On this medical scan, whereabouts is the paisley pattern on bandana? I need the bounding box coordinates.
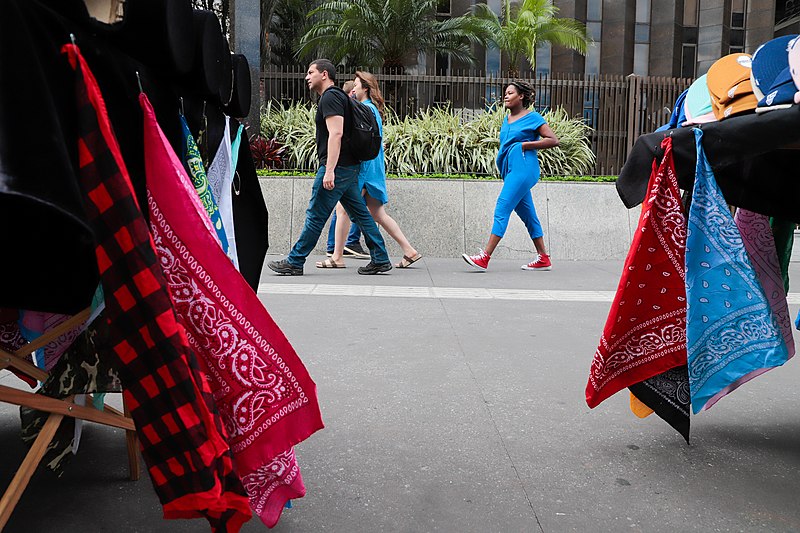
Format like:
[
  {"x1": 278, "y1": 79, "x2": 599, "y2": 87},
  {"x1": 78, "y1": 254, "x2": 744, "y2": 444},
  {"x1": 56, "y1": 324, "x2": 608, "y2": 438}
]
[
  {"x1": 143, "y1": 94, "x2": 323, "y2": 528},
  {"x1": 587, "y1": 136, "x2": 688, "y2": 408},
  {"x1": 685, "y1": 128, "x2": 789, "y2": 413}
]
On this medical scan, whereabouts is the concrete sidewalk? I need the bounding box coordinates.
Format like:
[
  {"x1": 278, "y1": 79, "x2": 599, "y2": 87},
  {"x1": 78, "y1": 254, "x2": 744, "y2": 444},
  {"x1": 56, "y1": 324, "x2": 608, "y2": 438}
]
[{"x1": 2, "y1": 258, "x2": 799, "y2": 532}]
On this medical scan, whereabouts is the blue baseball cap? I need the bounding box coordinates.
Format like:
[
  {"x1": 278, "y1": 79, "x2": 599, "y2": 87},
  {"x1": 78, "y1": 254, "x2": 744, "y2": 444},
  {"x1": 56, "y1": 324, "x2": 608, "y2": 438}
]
[
  {"x1": 756, "y1": 65, "x2": 797, "y2": 112},
  {"x1": 751, "y1": 35, "x2": 797, "y2": 101}
]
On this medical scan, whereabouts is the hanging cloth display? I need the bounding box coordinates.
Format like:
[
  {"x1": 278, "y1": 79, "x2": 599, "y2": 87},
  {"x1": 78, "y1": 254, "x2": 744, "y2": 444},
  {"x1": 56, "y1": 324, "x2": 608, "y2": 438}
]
[
  {"x1": 206, "y1": 115, "x2": 240, "y2": 269},
  {"x1": 628, "y1": 366, "x2": 692, "y2": 443},
  {"x1": 230, "y1": 122, "x2": 244, "y2": 176},
  {"x1": 180, "y1": 114, "x2": 230, "y2": 252},
  {"x1": 587, "y1": 136, "x2": 688, "y2": 408},
  {"x1": 141, "y1": 93, "x2": 324, "y2": 527},
  {"x1": 63, "y1": 43, "x2": 251, "y2": 531},
  {"x1": 685, "y1": 128, "x2": 789, "y2": 413},
  {"x1": 693, "y1": 208, "x2": 800, "y2": 409}
]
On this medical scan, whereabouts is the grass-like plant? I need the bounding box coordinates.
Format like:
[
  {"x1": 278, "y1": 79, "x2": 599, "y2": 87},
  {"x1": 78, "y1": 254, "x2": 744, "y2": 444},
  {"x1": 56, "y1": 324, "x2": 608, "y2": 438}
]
[{"x1": 260, "y1": 100, "x2": 596, "y2": 176}]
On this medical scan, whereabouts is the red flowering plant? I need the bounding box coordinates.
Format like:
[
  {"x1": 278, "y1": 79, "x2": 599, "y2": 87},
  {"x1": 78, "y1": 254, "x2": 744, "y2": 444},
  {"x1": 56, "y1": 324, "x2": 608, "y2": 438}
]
[{"x1": 249, "y1": 135, "x2": 286, "y2": 169}]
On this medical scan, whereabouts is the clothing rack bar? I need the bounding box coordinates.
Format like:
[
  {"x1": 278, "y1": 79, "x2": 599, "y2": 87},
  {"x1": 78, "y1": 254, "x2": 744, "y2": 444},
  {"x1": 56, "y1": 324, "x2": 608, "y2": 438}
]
[{"x1": 0, "y1": 385, "x2": 134, "y2": 431}]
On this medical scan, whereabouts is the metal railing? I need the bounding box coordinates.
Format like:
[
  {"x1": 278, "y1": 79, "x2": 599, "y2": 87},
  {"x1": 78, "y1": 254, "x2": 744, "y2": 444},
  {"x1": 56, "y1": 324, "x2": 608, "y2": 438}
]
[{"x1": 261, "y1": 67, "x2": 692, "y2": 175}]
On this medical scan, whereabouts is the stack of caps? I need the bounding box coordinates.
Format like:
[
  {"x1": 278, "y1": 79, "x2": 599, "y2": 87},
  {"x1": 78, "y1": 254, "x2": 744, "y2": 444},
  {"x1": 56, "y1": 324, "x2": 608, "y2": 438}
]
[
  {"x1": 706, "y1": 53, "x2": 758, "y2": 120},
  {"x1": 751, "y1": 35, "x2": 799, "y2": 113},
  {"x1": 681, "y1": 74, "x2": 716, "y2": 126}
]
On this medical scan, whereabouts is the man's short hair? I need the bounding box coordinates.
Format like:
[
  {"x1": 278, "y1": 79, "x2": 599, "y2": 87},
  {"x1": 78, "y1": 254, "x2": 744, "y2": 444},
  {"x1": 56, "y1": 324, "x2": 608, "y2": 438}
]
[{"x1": 310, "y1": 59, "x2": 337, "y2": 82}]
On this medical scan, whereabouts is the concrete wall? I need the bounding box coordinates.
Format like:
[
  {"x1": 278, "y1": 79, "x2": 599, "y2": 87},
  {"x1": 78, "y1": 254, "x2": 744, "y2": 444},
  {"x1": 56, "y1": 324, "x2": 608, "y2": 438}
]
[{"x1": 260, "y1": 177, "x2": 640, "y2": 260}]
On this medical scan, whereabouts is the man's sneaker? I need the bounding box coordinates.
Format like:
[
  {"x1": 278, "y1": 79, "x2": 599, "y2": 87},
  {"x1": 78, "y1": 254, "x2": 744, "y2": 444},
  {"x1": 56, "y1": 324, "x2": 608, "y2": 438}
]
[
  {"x1": 522, "y1": 253, "x2": 552, "y2": 271},
  {"x1": 462, "y1": 250, "x2": 490, "y2": 271},
  {"x1": 268, "y1": 259, "x2": 303, "y2": 276},
  {"x1": 343, "y1": 242, "x2": 370, "y2": 259},
  {"x1": 357, "y1": 261, "x2": 392, "y2": 275},
  {"x1": 326, "y1": 250, "x2": 334, "y2": 257}
]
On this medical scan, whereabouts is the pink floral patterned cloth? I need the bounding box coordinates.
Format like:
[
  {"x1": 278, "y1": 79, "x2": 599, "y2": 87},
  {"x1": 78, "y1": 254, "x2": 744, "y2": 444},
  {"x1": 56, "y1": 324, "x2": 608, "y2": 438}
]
[{"x1": 141, "y1": 94, "x2": 324, "y2": 527}]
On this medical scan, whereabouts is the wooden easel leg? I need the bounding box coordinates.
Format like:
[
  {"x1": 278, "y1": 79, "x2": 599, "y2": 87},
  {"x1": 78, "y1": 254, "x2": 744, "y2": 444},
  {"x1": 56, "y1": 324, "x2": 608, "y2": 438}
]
[
  {"x1": 0, "y1": 412, "x2": 64, "y2": 530},
  {"x1": 122, "y1": 395, "x2": 139, "y2": 481}
]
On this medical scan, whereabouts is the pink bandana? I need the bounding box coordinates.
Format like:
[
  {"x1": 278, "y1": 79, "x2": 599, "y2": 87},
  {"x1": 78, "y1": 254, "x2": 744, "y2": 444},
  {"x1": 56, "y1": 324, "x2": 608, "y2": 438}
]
[{"x1": 141, "y1": 94, "x2": 324, "y2": 527}]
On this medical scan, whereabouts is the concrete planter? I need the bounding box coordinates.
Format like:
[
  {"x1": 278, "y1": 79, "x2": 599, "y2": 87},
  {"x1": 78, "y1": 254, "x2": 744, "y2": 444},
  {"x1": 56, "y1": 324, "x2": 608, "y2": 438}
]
[{"x1": 259, "y1": 176, "x2": 639, "y2": 260}]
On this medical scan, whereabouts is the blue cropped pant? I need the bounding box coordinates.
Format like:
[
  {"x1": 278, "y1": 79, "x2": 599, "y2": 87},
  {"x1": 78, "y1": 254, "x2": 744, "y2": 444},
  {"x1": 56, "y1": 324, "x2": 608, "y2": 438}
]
[{"x1": 492, "y1": 145, "x2": 543, "y2": 240}]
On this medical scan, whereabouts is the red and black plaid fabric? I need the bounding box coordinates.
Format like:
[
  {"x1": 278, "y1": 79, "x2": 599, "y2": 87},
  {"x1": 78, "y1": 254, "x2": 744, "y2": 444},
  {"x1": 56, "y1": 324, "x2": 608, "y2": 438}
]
[{"x1": 62, "y1": 44, "x2": 251, "y2": 530}]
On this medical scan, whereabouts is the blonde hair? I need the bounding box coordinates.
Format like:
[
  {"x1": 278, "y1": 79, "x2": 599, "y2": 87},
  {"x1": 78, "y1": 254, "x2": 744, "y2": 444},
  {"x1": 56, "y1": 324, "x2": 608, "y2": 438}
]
[
  {"x1": 355, "y1": 70, "x2": 385, "y2": 118},
  {"x1": 342, "y1": 80, "x2": 355, "y2": 94}
]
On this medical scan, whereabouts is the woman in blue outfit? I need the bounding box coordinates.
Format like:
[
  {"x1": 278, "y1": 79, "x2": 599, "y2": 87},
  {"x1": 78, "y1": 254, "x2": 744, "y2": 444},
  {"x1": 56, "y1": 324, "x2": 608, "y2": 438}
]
[
  {"x1": 317, "y1": 71, "x2": 422, "y2": 269},
  {"x1": 462, "y1": 80, "x2": 559, "y2": 272}
]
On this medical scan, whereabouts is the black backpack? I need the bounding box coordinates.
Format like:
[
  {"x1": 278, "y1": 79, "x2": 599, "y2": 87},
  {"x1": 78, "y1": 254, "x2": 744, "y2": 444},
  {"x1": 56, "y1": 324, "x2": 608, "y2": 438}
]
[{"x1": 333, "y1": 87, "x2": 382, "y2": 162}]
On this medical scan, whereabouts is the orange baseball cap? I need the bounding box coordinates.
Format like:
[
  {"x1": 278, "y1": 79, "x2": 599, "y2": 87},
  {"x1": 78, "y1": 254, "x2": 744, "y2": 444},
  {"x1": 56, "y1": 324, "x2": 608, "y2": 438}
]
[{"x1": 707, "y1": 53, "x2": 758, "y2": 119}]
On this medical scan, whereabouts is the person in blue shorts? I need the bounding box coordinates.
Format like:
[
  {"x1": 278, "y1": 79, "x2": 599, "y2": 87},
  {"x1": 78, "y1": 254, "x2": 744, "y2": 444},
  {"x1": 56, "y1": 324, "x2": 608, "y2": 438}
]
[{"x1": 462, "y1": 80, "x2": 559, "y2": 272}]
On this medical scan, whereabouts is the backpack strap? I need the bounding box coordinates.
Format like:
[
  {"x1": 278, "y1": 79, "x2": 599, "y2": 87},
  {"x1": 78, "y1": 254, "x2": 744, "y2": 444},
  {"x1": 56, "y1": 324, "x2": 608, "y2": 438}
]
[{"x1": 329, "y1": 85, "x2": 353, "y2": 137}]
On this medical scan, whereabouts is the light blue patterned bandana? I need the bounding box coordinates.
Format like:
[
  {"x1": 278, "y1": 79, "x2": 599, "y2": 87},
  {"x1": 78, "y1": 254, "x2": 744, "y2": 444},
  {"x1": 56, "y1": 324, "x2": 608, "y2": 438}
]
[{"x1": 685, "y1": 128, "x2": 788, "y2": 413}]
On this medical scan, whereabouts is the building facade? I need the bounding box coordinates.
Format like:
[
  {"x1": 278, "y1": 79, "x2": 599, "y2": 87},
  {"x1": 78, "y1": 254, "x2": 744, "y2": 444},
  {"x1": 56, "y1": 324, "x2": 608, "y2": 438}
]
[{"x1": 435, "y1": 0, "x2": 782, "y2": 78}]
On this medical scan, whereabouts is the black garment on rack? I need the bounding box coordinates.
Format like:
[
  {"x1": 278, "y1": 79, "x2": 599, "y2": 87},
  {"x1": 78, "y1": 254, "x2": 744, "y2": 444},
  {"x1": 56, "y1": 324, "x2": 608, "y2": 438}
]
[
  {"x1": 1, "y1": 0, "x2": 269, "y2": 310},
  {"x1": 617, "y1": 105, "x2": 800, "y2": 223}
]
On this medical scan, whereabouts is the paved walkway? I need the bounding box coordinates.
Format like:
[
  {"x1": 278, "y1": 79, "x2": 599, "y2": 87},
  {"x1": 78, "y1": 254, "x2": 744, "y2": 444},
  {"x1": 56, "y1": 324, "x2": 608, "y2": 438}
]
[{"x1": 2, "y1": 257, "x2": 799, "y2": 532}]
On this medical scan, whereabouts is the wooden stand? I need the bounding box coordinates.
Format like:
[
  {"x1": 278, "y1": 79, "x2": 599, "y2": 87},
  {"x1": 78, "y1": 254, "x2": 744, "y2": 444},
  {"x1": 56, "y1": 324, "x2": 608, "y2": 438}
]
[{"x1": 0, "y1": 308, "x2": 139, "y2": 530}]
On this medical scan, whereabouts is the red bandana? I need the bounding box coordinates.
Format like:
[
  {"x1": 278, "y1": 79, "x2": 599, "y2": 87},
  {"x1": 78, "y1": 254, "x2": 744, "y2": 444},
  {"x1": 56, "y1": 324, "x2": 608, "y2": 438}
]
[{"x1": 587, "y1": 137, "x2": 688, "y2": 408}]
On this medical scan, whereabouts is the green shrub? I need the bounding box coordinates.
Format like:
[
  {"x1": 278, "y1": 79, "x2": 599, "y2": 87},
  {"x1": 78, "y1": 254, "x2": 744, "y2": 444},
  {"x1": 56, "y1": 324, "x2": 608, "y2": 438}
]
[
  {"x1": 257, "y1": 168, "x2": 617, "y2": 182},
  {"x1": 261, "y1": 101, "x2": 596, "y2": 176}
]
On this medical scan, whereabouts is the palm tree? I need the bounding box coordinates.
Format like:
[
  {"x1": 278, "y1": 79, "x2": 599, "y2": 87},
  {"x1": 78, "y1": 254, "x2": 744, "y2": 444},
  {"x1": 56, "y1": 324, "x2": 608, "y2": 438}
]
[
  {"x1": 268, "y1": 0, "x2": 317, "y2": 67},
  {"x1": 298, "y1": 0, "x2": 485, "y2": 73},
  {"x1": 473, "y1": 0, "x2": 590, "y2": 76}
]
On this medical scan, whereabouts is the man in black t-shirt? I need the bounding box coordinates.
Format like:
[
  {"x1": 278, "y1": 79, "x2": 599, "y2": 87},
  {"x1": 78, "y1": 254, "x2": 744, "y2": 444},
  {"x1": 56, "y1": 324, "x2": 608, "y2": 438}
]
[{"x1": 268, "y1": 59, "x2": 391, "y2": 276}]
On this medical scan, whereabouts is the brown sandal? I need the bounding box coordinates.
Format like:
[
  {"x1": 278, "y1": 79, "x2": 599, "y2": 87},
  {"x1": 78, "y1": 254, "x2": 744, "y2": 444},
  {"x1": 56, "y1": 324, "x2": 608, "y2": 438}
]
[
  {"x1": 396, "y1": 253, "x2": 422, "y2": 268},
  {"x1": 316, "y1": 258, "x2": 346, "y2": 268}
]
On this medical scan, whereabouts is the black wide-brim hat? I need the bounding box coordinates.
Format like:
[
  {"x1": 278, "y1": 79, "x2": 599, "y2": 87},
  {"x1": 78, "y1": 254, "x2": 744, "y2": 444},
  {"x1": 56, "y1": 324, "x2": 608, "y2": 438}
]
[
  {"x1": 224, "y1": 53, "x2": 251, "y2": 118},
  {"x1": 111, "y1": 0, "x2": 195, "y2": 75},
  {"x1": 189, "y1": 9, "x2": 233, "y2": 105}
]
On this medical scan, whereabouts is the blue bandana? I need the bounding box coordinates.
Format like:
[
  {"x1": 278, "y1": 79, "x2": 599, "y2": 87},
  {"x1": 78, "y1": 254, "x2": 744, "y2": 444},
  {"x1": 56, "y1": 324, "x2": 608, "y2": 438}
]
[{"x1": 685, "y1": 128, "x2": 789, "y2": 413}]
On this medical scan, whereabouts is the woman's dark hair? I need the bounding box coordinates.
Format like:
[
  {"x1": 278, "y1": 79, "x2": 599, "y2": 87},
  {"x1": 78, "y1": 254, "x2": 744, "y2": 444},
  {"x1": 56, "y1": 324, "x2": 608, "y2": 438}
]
[{"x1": 503, "y1": 80, "x2": 535, "y2": 108}]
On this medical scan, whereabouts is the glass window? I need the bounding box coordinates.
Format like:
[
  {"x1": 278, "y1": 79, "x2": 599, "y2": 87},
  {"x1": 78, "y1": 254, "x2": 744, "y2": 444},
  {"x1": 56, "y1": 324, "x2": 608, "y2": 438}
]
[
  {"x1": 681, "y1": 44, "x2": 696, "y2": 78},
  {"x1": 730, "y1": 29, "x2": 744, "y2": 47},
  {"x1": 587, "y1": 21, "x2": 602, "y2": 41},
  {"x1": 684, "y1": 0, "x2": 698, "y2": 26},
  {"x1": 535, "y1": 42, "x2": 552, "y2": 76},
  {"x1": 634, "y1": 43, "x2": 649, "y2": 75},
  {"x1": 587, "y1": 0, "x2": 602, "y2": 21},
  {"x1": 635, "y1": 23, "x2": 650, "y2": 43},
  {"x1": 730, "y1": 45, "x2": 744, "y2": 54},
  {"x1": 486, "y1": 48, "x2": 501, "y2": 76},
  {"x1": 437, "y1": 0, "x2": 450, "y2": 15},
  {"x1": 636, "y1": 0, "x2": 651, "y2": 23},
  {"x1": 585, "y1": 43, "x2": 601, "y2": 75},
  {"x1": 731, "y1": 12, "x2": 745, "y2": 28},
  {"x1": 435, "y1": 52, "x2": 449, "y2": 75}
]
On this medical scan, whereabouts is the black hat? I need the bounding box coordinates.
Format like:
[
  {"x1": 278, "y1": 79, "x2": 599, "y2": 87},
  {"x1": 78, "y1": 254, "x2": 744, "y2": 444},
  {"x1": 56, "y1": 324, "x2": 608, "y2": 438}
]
[
  {"x1": 190, "y1": 9, "x2": 232, "y2": 104},
  {"x1": 224, "y1": 53, "x2": 252, "y2": 118},
  {"x1": 112, "y1": 0, "x2": 195, "y2": 75}
]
